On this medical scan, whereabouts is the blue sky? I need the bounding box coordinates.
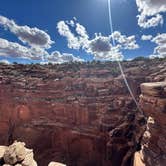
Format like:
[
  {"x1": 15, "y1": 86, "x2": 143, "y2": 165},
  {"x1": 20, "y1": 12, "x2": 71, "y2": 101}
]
[{"x1": 0, "y1": 0, "x2": 166, "y2": 63}]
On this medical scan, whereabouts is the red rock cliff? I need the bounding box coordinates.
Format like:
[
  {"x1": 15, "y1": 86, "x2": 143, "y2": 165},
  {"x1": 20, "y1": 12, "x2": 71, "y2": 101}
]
[
  {"x1": 0, "y1": 59, "x2": 165, "y2": 166},
  {"x1": 138, "y1": 82, "x2": 166, "y2": 166}
]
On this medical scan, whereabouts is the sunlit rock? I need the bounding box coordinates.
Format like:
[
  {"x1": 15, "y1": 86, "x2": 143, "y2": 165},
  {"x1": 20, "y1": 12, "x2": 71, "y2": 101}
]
[
  {"x1": 48, "y1": 162, "x2": 66, "y2": 166},
  {"x1": 0, "y1": 146, "x2": 7, "y2": 160},
  {"x1": 3, "y1": 141, "x2": 26, "y2": 164},
  {"x1": 21, "y1": 148, "x2": 37, "y2": 166}
]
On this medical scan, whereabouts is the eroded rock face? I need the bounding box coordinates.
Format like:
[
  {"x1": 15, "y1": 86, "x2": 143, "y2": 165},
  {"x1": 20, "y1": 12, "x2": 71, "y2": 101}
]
[
  {"x1": 139, "y1": 82, "x2": 166, "y2": 166},
  {"x1": 106, "y1": 111, "x2": 146, "y2": 166},
  {"x1": 0, "y1": 59, "x2": 165, "y2": 166}
]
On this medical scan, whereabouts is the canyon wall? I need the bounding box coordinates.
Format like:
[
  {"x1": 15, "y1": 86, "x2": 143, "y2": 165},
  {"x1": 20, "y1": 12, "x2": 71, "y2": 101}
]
[
  {"x1": 138, "y1": 82, "x2": 166, "y2": 166},
  {"x1": 0, "y1": 59, "x2": 165, "y2": 166}
]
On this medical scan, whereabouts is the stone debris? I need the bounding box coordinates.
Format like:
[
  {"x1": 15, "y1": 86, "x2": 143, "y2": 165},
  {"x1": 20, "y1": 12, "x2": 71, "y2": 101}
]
[
  {"x1": 48, "y1": 162, "x2": 66, "y2": 166},
  {"x1": 0, "y1": 141, "x2": 37, "y2": 166},
  {"x1": 0, "y1": 142, "x2": 66, "y2": 166},
  {"x1": 3, "y1": 142, "x2": 26, "y2": 164}
]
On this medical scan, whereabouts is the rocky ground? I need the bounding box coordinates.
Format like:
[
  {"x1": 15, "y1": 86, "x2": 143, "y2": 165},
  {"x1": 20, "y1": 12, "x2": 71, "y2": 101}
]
[
  {"x1": 0, "y1": 141, "x2": 66, "y2": 166},
  {"x1": 0, "y1": 58, "x2": 165, "y2": 166}
]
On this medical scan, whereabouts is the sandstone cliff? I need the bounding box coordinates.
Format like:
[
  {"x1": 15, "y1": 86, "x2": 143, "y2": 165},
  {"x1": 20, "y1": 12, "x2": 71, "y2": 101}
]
[
  {"x1": 137, "y1": 82, "x2": 166, "y2": 166},
  {"x1": 0, "y1": 58, "x2": 165, "y2": 166}
]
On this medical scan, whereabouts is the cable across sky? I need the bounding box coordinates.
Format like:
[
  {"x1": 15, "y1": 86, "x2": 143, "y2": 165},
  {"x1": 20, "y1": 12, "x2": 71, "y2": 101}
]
[{"x1": 107, "y1": 0, "x2": 141, "y2": 110}]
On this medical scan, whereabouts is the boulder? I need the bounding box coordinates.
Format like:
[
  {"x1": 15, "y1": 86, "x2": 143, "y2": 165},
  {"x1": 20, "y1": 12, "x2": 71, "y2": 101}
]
[
  {"x1": 3, "y1": 141, "x2": 26, "y2": 165},
  {"x1": 21, "y1": 149, "x2": 37, "y2": 166},
  {"x1": 48, "y1": 162, "x2": 66, "y2": 166},
  {"x1": 133, "y1": 152, "x2": 145, "y2": 166},
  {"x1": 0, "y1": 146, "x2": 7, "y2": 159},
  {"x1": 0, "y1": 142, "x2": 37, "y2": 166}
]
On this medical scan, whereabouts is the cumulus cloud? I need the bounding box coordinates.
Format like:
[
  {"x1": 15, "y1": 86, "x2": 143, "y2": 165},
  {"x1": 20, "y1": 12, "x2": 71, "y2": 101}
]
[
  {"x1": 112, "y1": 31, "x2": 139, "y2": 50},
  {"x1": 152, "y1": 33, "x2": 166, "y2": 45},
  {"x1": 141, "y1": 35, "x2": 153, "y2": 41},
  {"x1": 149, "y1": 54, "x2": 165, "y2": 59},
  {"x1": 45, "y1": 51, "x2": 84, "y2": 63},
  {"x1": 137, "y1": 14, "x2": 163, "y2": 28},
  {"x1": 0, "y1": 16, "x2": 83, "y2": 64},
  {"x1": 0, "y1": 37, "x2": 83, "y2": 63},
  {"x1": 0, "y1": 15, "x2": 54, "y2": 48},
  {"x1": 57, "y1": 19, "x2": 139, "y2": 61},
  {"x1": 57, "y1": 21, "x2": 81, "y2": 49},
  {"x1": 149, "y1": 33, "x2": 166, "y2": 58},
  {"x1": 57, "y1": 20, "x2": 89, "y2": 50},
  {"x1": 75, "y1": 23, "x2": 89, "y2": 49},
  {"x1": 136, "y1": 0, "x2": 166, "y2": 28},
  {"x1": 87, "y1": 34, "x2": 123, "y2": 60},
  {"x1": 0, "y1": 38, "x2": 47, "y2": 60},
  {"x1": 0, "y1": 59, "x2": 10, "y2": 64},
  {"x1": 88, "y1": 35, "x2": 112, "y2": 53}
]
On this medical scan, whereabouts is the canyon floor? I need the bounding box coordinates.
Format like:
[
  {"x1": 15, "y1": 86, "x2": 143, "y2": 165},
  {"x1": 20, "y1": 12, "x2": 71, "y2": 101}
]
[{"x1": 0, "y1": 58, "x2": 165, "y2": 166}]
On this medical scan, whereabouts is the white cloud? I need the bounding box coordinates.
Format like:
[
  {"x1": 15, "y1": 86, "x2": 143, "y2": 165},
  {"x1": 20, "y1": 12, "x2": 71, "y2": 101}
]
[
  {"x1": 126, "y1": 58, "x2": 133, "y2": 61},
  {"x1": 87, "y1": 34, "x2": 123, "y2": 60},
  {"x1": 149, "y1": 54, "x2": 165, "y2": 59},
  {"x1": 57, "y1": 20, "x2": 89, "y2": 50},
  {"x1": 0, "y1": 59, "x2": 10, "y2": 64},
  {"x1": 141, "y1": 35, "x2": 153, "y2": 41},
  {"x1": 57, "y1": 19, "x2": 139, "y2": 61},
  {"x1": 0, "y1": 38, "x2": 46, "y2": 60},
  {"x1": 112, "y1": 31, "x2": 139, "y2": 50},
  {"x1": 66, "y1": 20, "x2": 75, "y2": 27},
  {"x1": 0, "y1": 16, "x2": 83, "y2": 64},
  {"x1": 57, "y1": 21, "x2": 81, "y2": 49},
  {"x1": 149, "y1": 33, "x2": 166, "y2": 58},
  {"x1": 137, "y1": 14, "x2": 163, "y2": 28},
  {"x1": 0, "y1": 15, "x2": 54, "y2": 48},
  {"x1": 152, "y1": 33, "x2": 166, "y2": 45},
  {"x1": 0, "y1": 37, "x2": 83, "y2": 63},
  {"x1": 75, "y1": 23, "x2": 89, "y2": 49},
  {"x1": 45, "y1": 51, "x2": 84, "y2": 63},
  {"x1": 61, "y1": 53, "x2": 84, "y2": 62},
  {"x1": 136, "y1": 0, "x2": 166, "y2": 28},
  {"x1": 88, "y1": 35, "x2": 112, "y2": 53}
]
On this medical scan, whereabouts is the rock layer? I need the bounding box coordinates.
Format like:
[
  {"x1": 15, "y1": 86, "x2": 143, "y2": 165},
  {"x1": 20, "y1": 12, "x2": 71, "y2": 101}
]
[
  {"x1": 139, "y1": 81, "x2": 166, "y2": 166},
  {"x1": 0, "y1": 59, "x2": 165, "y2": 166}
]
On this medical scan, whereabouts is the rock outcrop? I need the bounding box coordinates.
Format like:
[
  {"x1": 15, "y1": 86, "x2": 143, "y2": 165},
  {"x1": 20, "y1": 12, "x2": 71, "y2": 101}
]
[
  {"x1": 0, "y1": 142, "x2": 66, "y2": 166},
  {"x1": 0, "y1": 141, "x2": 37, "y2": 166},
  {"x1": 48, "y1": 162, "x2": 66, "y2": 166},
  {"x1": 138, "y1": 82, "x2": 166, "y2": 166},
  {"x1": 106, "y1": 111, "x2": 146, "y2": 166}
]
